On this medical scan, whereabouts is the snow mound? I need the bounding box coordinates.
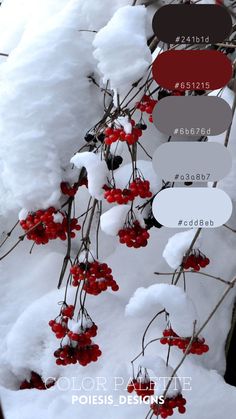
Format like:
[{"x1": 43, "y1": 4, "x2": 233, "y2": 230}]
[
  {"x1": 126, "y1": 283, "x2": 199, "y2": 336},
  {"x1": 163, "y1": 229, "x2": 199, "y2": 269},
  {"x1": 101, "y1": 205, "x2": 146, "y2": 236},
  {"x1": 112, "y1": 160, "x2": 162, "y2": 194},
  {"x1": 141, "y1": 355, "x2": 182, "y2": 398},
  {"x1": 0, "y1": 0, "x2": 103, "y2": 213},
  {"x1": 93, "y1": 5, "x2": 152, "y2": 91},
  {"x1": 101, "y1": 205, "x2": 130, "y2": 236}
]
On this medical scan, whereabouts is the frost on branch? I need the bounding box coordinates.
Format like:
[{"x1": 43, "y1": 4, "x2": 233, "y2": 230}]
[
  {"x1": 93, "y1": 5, "x2": 152, "y2": 92},
  {"x1": 163, "y1": 229, "x2": 199, "y2": 269},
  {"x1": 71, "y1": 152, "x2": 108, "y2": 200},
  {"x1": 126, "y1": 284, "x2": 199, "y2": 336}
]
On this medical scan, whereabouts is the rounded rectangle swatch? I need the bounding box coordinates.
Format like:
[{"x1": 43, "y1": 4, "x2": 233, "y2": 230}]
[
  {"x1": 152, "y1": 96, "x2": 232, "y2": 136},
  {"x1": 152, "y1": 188, "x2": 232, "y2": 228},
  {"x1": 152, "y1": 50, "x2": 233, "y2": 91},
  {"x1": 152, "y1": 142, "x2": 232, "y2": 182},
  {"x1": 152, "y1": 4, "x2": 232, "y2": 44}
]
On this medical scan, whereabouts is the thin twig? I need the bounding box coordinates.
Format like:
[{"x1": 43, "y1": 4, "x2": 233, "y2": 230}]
[
  {"x1": 223, "y1": 224, "x2": 236, "y2": 233},
  {"x1": 155, "y1": 270, "x2": 230, "y2": 285},
  {"x1": 0, "y1": 220, "x2": 19, "y2": 249},
  {"x1": 57, "y1": 198, "x2": 73, "y2": 289},
  {"x1": 196, "y1": 276, "x2": 236, "y2": 338}
]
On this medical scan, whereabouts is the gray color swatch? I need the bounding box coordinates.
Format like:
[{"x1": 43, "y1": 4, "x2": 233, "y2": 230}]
[
  {"x1": 152, "y1": 142, "x2": 232, "y2": 182},
  {"x1": 153, "y1": 96, "x2": 232, "y2": 136}
]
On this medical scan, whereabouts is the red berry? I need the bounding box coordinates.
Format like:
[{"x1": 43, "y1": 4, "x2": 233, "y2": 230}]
[
  {"x1": 118, "y1": 221, "x2": 149, "y2": 249},
  {"x1": 20, "y1": 209, "x2": 81, "y2": 245},
  {"x1": 70, "y1": 261, "x2": 118, "y2": 295}
]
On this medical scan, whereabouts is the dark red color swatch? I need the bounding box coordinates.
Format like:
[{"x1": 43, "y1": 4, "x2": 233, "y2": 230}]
[{"x1": 152, "y1": 50, "x2": 233, "y2": 91}]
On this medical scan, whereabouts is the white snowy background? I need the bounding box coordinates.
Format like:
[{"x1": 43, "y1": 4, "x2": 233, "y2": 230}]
[{"x1": 0, "y1": 0, "x2": 236, "y2": 418}]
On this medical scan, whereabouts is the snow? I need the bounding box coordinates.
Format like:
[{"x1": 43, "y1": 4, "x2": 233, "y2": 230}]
[
  {"x1": 0, "y1": 0, "x2": 104, "y2": 214},
  {"x1": 163, "y1": 229, "x2": 200, "y2": 269},
  {"x1": 71, "y1": 152, "x2": 100, "y2": 169},
  {"x1": 112, "y1": 160, "x2": 162, "y2": 195},
  {"x1": 115, "y1": 116, "x2": 132, "y2": 134},
  {"x1": 18, "y1": 208, "x2": 29, "y2": 221},
  {"x1": 93, "y1": 5, "x2": 152, "y2": 92},
  {"x1": 100, "y1": 205, "x2": 130, "y2": 236},
  {"x1": 109, "y1": 141, "x2": 124, "y2": 157},
  {"x1": 140, "y1": 355, "x2": 182, "y2": 398},
  {"x1": 53, "y1": 213, "x2": 64, "y2": 223},
  {"x1": 71, "y1": 152, "x2": 108, "y2": 200},
  {"x1": 101, "y1": 204, "x2": 146, "y2": 237},
  {"x1": 68, "y1": 318, "x2": 93, "y2": 335},
  {"x1": 126, "y1": 284, "x2": 199, "y2": 337}
]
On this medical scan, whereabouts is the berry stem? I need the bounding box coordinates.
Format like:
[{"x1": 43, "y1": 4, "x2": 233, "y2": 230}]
[
  {"x1": 0, "y1": 220, "x2": 19, "y2": 249},
  {"x1": 141, "y1": 309, "x2": 166, "y2": 355},
  {"x1": 173, "y1": 228, "x2": 202, "y2": 285}
]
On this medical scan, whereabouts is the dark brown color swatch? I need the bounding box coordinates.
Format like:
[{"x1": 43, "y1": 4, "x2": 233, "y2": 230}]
[{"x1": 152, "y1": 4, "x2": 232, "y2": 44}]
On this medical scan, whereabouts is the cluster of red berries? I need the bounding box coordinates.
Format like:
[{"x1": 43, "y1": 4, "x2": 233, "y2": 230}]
[
  {"x1": 104, "y1": 178, "x2": 152, "y2": 204},
  {"x1": 20, "y1": 372, "x2": 55, "y2": 390},
  {"x1": 49, "y1": 305, "x2": 75, "y2": 338},
  {"x1": 104, "y1": 120, "x2": 143, "y2": 145},
  {"x1": 20, "y1": 208, "x2": 81, "y2": 245},
  {"x1": 151, "y1": 394, "x2": 187, "y2": 418},
  {"x1": 103, "y1": 186, "x2": 134, "y2": 204},
  {"x1": 61, "y1": 304, "x2": 75, "y2": 318},
  {"x1": 54, "y1": 329, "x2": 101, "y2": 367},
  {"x1": 182, "y1": 251, "x2": 210, "y2": 271},
  {"x1": 127, "y1": 378, "x2": 155, "y2": 400},
  {"x1": 61, "y1": 182, "x2": 78, "y2": 197},
  {"x1": 67, "y1": 322, "x2": 98, "y2": 342},
  {"x1": 49, "y1": 316, "x2": 69, "y2": 339},
  {"x1": 50, "y1": 304, "x2": 101, "y2": 367},
  {"x1": 160, "y1": 328, "x2": 209, "y2": 355},
  {"x1": 130, "y1": 178, "x2": 152, "y2": 199},
  {"x1": 70, "y1": 261, "x2": 119, "y2": 295},
  {"x1": 136, "y1": 95, "x2": 157, "y2": 123},
  {"x1": 136, "y1": 95, "x2": 157, "y2": 114},
  {"x1": 54, "y1": 343, "x2": 101, "y2": 366},
  {"x1": 118, "y1": 221, "x2": 150, "y2": 248}
]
